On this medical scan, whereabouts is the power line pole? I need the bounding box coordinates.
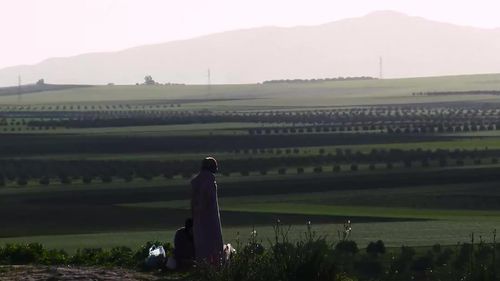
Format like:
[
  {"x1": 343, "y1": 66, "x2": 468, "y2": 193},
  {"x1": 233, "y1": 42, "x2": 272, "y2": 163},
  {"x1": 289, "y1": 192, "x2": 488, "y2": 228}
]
[
  {"x1": 17, "y1": 75, "x2": 22, "y2": 104},
  {"x1": 207, "y1": 68, "x2": 211, "y2": 96},
  {"x1": 379, "y1": 57, "x2": 383, "y2": 79}
]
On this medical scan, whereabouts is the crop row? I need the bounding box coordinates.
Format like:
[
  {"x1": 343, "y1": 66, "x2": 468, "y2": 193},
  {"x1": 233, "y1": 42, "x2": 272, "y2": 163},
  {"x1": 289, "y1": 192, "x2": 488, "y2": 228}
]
[{"x1": 1, "y1": 148, "x2": 499, "y2": 186}]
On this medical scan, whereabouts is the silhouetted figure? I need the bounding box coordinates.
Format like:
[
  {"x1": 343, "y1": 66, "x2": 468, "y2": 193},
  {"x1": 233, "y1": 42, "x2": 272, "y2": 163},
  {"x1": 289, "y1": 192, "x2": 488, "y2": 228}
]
[
  {"x1": 173, "y1": 218, "x2": 195, "y2": 269},
  {"x1": 191, "y1": 157, "x2": 223, "y2": 264}
]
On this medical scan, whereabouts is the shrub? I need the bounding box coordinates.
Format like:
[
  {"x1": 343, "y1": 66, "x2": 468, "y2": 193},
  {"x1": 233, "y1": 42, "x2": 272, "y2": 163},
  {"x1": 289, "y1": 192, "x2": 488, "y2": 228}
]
[
  {"x1": 350, "y1": 164, "x2": 358, "y2": 171},
  {"x1": 366, "y1": 240, "x2": 386, "y2": 256},
  {"x1": 101, "y1": 175, "x2": 113, "y2": 183},
  {"x1": 0, "y1": 243, "x2": 44, "y2": 264},
  {"x1": 16, "y1": 176, "x2": 28, "y2": 186},
  {"x1": 335, "y1": 240, "x2": 359, "y2": 256},
  {"x1": 122, "y1": 174, "x2": 134, "y2": 182},
  {"x1": 70, "y1": 248, "x2": 110, "y2": 266},
  {"x1": 108, "y1": 246, "x2": 135, "y2": 267},
  {"x1": 82, "y1": 175, "x2": 93, "y2": 184},
  {"x1": 59, "y1": 175, "x2": 72, "y2": 185},
  {"x1": 37, "y1": 176, "x2": 49, "y2": 185},
  {"x1": 40, "y1": 249, "x2": 69, "y2": 265}
]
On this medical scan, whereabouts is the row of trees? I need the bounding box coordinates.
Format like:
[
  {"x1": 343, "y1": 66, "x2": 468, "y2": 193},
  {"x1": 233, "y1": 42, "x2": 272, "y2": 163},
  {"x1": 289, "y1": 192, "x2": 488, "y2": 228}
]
[
  {"x1": 1, "y1": 148, "x2": 499, "y2": 186},
  {"x1": 249, "y1": 123, "x2": 498, "y2": 135},
  {"x1": 0, "y1": 103, "x2": 181, "y2": 112},
  {"x1": 262, "y1": 76, "x2": 376, "y2": 83},
  {"x1": 14, "y1": 104, "x2": 500, "y2": 130}
]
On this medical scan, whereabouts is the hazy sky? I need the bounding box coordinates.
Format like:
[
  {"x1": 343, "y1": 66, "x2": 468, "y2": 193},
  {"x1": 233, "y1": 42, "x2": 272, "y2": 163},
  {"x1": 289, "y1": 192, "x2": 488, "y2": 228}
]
[{"x1": 2, "y1": 0, "x2": 500, "y2": 70}]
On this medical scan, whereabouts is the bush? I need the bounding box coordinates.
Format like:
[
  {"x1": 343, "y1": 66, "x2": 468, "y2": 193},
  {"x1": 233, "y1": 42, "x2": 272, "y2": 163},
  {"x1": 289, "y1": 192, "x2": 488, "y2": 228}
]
[
  {"x1": 59, "y1": 175, "x2": 72, "y2": 185},
  {"x1": 69, "y1": 248, "x2": 110, "y2": 266},
  {"x1": 122, "y1": 174, "x2": 134, "y2": 182},
  {"x1": 40, "y1": 249, "x2": 69, "y2": 265},
  {"x1": 333, "y1": 165, "x2": 341, "y2": 172},
  {"x1": 16, "y1": 176, "x2": 28, "y2": 186},
  {"x1": 0, "y1": 243, "x2": 45, "y2": 264},
  {"x1": 82, "y1": 175, "x2": 93, "y2": 184},
  {"x1": 366, "y1": 240, "x2": 385, "y2": 256},
  {"x1": 101, "y1": 175, "x2": 113, "y2": 183},
  {"x1": 335, "y1": 240, "x2": 358, "y2": 256},
  {"x1": 108, "y1": 246, "x2": 135, "y2": 267},
  {"x1": 39, "y1": 176, "x2": 50, "y2": 185},
  {"x1": 350, "y1": 164, "x2": 358, "y2": 171}
]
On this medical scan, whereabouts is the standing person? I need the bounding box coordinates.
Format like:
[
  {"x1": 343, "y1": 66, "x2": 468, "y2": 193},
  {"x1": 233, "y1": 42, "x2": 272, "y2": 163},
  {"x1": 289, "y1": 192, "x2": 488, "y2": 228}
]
[{"x1": 191, "y1": 157, "x2": 223, "y2": 264}]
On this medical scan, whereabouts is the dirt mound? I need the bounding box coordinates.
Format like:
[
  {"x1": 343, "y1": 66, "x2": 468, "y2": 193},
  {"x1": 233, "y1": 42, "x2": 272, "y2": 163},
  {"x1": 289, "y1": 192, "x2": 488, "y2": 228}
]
[{"x1": 0, "y1": 265, "x2": 174, "y2": 281}]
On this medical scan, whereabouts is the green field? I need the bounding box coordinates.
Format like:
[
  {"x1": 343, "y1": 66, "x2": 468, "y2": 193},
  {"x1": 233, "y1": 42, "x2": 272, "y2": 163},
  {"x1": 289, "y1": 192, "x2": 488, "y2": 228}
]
[
  {"x1": 1, "y1": 73, "x2": 500, "y2": 107},
  {"x1": 1, "y1": 74, "x2": 500, "y2": 253}
]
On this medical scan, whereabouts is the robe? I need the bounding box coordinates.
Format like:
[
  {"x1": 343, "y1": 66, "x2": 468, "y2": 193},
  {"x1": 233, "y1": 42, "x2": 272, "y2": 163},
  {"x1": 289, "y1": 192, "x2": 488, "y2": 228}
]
[{"x1": 191, "y1": 170, "x2": 223, "y2": 263}]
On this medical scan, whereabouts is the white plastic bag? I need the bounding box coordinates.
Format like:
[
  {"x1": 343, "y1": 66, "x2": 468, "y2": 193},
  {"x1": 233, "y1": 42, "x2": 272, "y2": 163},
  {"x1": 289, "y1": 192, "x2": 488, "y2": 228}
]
[{"x1": 145, "y1": 245, "x2": 166, "y2": 269}]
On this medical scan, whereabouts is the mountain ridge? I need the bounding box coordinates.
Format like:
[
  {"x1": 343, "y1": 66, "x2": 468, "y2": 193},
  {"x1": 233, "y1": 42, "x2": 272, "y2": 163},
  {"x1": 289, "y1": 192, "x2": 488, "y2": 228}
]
[{"x1": 2, "y1": 11, "x2": 500, "y2": 86}]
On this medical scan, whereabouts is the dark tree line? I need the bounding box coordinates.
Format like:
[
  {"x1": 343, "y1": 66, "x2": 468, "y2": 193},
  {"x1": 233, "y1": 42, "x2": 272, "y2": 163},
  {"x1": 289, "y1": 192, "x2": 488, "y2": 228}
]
[
  {"x1": 262, "y1": 76, "x2": 376, "y2": 84},
  {"x1": 1, "y1": 148, "x2": 499, "y2": 186}
]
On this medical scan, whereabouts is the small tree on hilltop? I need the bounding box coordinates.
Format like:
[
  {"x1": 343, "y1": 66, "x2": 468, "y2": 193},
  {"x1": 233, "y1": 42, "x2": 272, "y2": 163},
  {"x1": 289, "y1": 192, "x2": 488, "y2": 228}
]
[{"x1": 144, "y1": 75, "x2": 156, "y2": 85}]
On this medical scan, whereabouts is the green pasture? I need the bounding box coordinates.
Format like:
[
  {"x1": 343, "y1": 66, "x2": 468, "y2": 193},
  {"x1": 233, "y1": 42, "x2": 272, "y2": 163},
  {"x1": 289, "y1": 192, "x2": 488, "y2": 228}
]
[
  {"x1": 0, "y1": 178, "x2": 500, "y2": 252},
  {"x1": 1, "y1": 73, "x2": 500, "y2": 254},
  {"x1": 1, "y1": 220, "x2": 498, "y2": 254},
  {"x1": 1, "y1": 74, "x2": 500, "y2": 107},
  {"x1": 3, "y1": 136, "x2": 499, "y2": 162},
  {"x1": 0, "y1": 122, "x2": 261, "y2": 136}
]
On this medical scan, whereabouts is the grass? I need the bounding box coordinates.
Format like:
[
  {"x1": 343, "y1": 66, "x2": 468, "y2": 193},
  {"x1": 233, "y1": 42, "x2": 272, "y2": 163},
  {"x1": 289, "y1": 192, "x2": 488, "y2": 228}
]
[
  {"x1": 1, "y1": 74, "x2": 500, "y2": 107},
  {"x1": 220, "y1": 203, "x2": 500, "y2": 221},
  {"x1": 1, "y1": 220, "x2": 497, "y2": 253},
  {"x1": 2, "y1": 136, "x2": 499, "y2": 161},
  {"x1": 1, "y1": 73, "x2": 500, "y2": 254}
]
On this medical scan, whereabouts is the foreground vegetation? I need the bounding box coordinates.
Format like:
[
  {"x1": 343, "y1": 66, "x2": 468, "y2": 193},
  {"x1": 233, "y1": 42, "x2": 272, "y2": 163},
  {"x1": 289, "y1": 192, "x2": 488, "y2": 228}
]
[{"x1": 1, "y1": 223, "x2": 499, "y2": 281}]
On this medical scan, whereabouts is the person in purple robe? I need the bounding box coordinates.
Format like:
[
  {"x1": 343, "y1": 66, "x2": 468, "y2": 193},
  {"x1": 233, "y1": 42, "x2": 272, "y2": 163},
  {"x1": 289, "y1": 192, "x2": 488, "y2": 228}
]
[{"x1": 191, "y1": 157, "x2": 223, "y2": 264}]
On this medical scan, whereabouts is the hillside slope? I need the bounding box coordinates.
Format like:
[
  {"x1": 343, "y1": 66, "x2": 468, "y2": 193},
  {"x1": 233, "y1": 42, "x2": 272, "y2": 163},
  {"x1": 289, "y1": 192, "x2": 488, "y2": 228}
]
[{"x1": 1, "y1": 11, "x2": 500, "y2": 86}]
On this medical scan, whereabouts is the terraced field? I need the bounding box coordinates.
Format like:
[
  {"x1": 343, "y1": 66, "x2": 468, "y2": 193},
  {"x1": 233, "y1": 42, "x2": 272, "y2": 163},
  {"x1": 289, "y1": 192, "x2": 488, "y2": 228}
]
[{"x1": 1, "y1": 74, "x2": 500, "y2": 252}]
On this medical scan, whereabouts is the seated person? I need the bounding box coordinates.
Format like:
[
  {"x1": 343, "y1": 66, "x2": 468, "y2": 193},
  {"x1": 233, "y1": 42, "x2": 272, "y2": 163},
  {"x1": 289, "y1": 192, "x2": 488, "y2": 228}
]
[{"x1": 172, "y1": 218, "x2": 195, "y2": 269}]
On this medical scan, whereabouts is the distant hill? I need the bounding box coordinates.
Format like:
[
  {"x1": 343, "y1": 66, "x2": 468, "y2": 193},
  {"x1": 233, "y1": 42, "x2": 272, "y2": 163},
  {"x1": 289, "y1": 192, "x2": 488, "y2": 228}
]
[{"x1": 1, "y1": 11, "x2": 500, "y2": 86}]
